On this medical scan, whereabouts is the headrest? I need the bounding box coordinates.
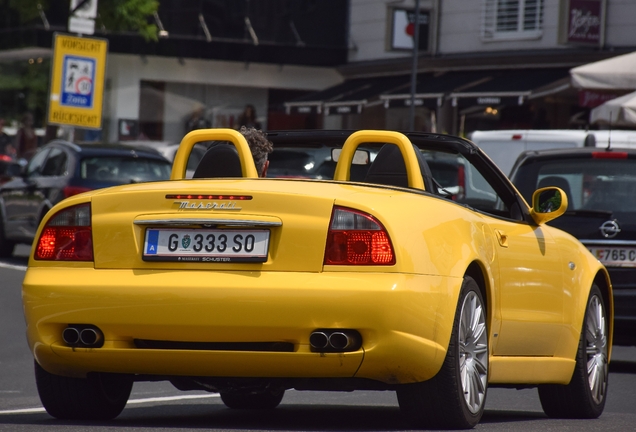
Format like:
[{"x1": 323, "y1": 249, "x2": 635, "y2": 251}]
[
  {"x1": 364, "y1": 144, "x2": 436, "y2": 191},
  {"x1": 192, "y1": 143, "x2": 242, "y2": 178}
]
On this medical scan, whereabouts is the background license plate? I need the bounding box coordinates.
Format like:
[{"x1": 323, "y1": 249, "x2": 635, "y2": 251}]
[
  {"x1": 588, "y1": 246, "x2": 636, "y2": 267},
  {"x1": 143, "y1": 228, "x2": 269, "y2": 262}
]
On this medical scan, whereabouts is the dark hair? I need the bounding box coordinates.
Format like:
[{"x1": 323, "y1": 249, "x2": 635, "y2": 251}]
[{"x1": 239, "y1": 126, "x2": 273, "y2": 173}]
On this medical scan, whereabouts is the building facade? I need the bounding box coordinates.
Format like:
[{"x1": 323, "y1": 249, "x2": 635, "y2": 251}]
[
  {"x1": 2, "y1": 0, "x2": 635, "y2": 143},
  {"x1": 287, "y1": 0, "x2": 636, "y2": 135},
  {"x1": 0, "y1": 0, "x2": 349, "y2": 143}
]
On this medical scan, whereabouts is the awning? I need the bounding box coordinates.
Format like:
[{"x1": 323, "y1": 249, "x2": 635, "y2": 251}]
[
  {"x1": 381, "y1": 68, "x2": 570, "y2": 109},
  {"x1": 284, "y1": 76, "x2": 407, "y2": 115},
  {"x1": 571, "y1": 51, "x2": 636, "y2": 90},
  {"x1": 285, "y1": 68, "x2": 572, "y2": 115},
  {"x1": 590, "y1": 90, "x2": 636, "y2": 126},
  {"x1": 448, "y1": 68, "x2": 571, "y2": 107},
  {"x1": 380, "y1": 71, "x2": 492, "y2": 109}
]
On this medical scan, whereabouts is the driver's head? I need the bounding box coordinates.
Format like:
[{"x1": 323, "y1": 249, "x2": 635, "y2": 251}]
[{"x1": 239, "y1": 126, "x2": 273, "y2": 177}]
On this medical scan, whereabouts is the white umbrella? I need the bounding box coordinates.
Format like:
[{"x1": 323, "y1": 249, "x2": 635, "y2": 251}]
[
  {"x1": 590, "y1": 91, "x2": 636, "y2": 126},
  {"x1": 571, "y1": 51, "x2": 636, "y2": 90}
]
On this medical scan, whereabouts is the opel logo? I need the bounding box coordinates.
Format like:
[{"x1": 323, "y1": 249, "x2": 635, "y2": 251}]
[{"x1": 599, "y1": 220, "x2": 621, "y2": 239}]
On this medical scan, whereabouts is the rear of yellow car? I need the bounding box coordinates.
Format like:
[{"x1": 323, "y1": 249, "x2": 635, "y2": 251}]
[
  {"x1": 22, "y1": 129, "x2": 611, "y2": 428},
  {"x1": 22, "y1": 176, "x2": 470, "y2": 419}
]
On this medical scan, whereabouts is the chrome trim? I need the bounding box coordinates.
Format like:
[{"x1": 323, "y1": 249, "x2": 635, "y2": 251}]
[
  {"x1": 134, "y1": 219, "x2": 282, "y2": 227},
  {"x1": 581, "y1": 240, "x2": 636, "y2": 246}
]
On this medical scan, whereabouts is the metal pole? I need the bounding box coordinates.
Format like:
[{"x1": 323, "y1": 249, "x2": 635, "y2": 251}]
[{"x1": 409, "y1": 0, "x2": 421, "y2": 131}]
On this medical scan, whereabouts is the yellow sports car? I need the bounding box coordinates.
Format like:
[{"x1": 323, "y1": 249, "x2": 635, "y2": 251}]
[{"x1": 22, "y1": 129, "x2": 612, "y2": 429}]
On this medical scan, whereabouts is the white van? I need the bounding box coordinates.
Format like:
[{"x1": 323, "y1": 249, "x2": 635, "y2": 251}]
[
  {"x1": 589, "y1": 130, "x2": 636, "y2": 149},
  {"x1": 469, "y1": 129, "x2": 636, "y2": 176}
]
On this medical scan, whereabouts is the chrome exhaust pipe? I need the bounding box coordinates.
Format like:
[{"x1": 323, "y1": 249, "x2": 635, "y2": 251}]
[
  {"x1": 62, "y1": 327, "x2": 80, "y2": 345},
  {"x1": 79, "y1": 328, "x2": 103, "y2": 346},
  {"x1": 309, "y1": 331, "x2": 329, "y2": 350},
  {"x1": 328, "y1": 332, "x2": 351, "y2": 350}
]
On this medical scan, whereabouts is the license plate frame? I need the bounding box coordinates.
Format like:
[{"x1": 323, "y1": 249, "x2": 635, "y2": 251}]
[
  {"x1": 588, "y1": 246, "x2": 636, "y2": 267},
  {"x1": 143, "y1": 228, "x2": 270, "y2": 263}
]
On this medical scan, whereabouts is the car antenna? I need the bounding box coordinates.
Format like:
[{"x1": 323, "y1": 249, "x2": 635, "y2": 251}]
[{"x1": 607, "y1": 112, "x2": 612, "y2": 150}]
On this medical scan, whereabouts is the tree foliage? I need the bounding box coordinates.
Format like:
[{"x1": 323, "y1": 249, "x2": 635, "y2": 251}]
[
  {"x1": 3, "y1": 0, "x2": 159, "y2": 41},
  {"x1": 97, "y1": 0, "x2": 159, "y2": 42},
  {"x1": 0, "y1": 59, "x2": 50, "y2": 124}
]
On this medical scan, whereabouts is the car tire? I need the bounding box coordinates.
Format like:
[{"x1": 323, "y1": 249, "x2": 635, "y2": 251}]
[
  {"x1": 34, "y1": 361, "x2": 132, "y2": 420},
  {"x1": 538, "y1": 284, "x2": 609, "y2": 419},
  {"x1": 220, "y1": 388, "x2": 285, "y2": 409},
  {"x1": 397, "y1": 275, "x2": 488, "y2": 429},
  {"x1": 0, "y1": 216, "x2": 15, "y2": 258}
]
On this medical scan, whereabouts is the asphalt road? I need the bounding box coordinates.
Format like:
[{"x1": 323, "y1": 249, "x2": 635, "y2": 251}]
[{"x1": 2, "y1": 244, "x2": 636, "y2": 431}]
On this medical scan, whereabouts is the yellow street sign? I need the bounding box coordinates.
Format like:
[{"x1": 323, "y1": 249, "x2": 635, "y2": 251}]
[{"x1": 48, "y1": 33, "x2": 108, "y2": 129}]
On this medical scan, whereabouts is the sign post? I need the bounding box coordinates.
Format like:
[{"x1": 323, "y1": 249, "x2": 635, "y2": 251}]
[{"x1": 47, "y1": 33, "x2": 108, "y2": 130}]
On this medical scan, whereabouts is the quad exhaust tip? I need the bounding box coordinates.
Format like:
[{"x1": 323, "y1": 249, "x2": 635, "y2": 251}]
[
  {"x1": 309, "y1": 329, "x2": 362, "y2": 353},
  {"x1": 63, "y1": 325, "x2": 104, "y2": 348}
]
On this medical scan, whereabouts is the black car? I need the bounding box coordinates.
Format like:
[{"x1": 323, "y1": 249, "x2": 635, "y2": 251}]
[
  {"x1": 510, "y1": 146, "x2": 636, "y2": 345},
  {"x1": 0, "y1": 140, "x2": 172, "y2": 257}
]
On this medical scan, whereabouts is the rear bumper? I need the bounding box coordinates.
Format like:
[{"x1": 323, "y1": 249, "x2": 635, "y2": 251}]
[{"x1": 23, "y1": 267, "x2": 462, "y2": 384}]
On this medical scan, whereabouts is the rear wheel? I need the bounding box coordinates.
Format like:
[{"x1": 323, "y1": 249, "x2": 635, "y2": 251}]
[
  {"x1": 220, "y1": 388, "x2": 285, "y2": 409},
  {"x1": 538, "y1": 284, "x2": 609, "y2": 418},
  {"x1": 397, "y1": 276, "x2": 488, "y2": 429},
  {"x1": 35, "y1": 361, "x2": 132, "y2": 420}
]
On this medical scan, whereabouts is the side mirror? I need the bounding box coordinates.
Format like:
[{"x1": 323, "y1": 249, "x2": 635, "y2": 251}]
[
  {"x1": 530, "y1": 187, "x2": 568, "y2": 225},
  {"x1": 331, "y1": 148, "x2": 370, "y2": 165}
]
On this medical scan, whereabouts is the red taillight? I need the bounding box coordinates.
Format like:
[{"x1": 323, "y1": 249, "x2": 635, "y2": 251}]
[
  {"x1": 592, "y1": 151, "x2": 628, "y2": 159},
  {"x1": 64, "y1": 186, "x2": 93, "y2": 198},
  {"x1": 324, "y1": 207, "x2": 395, "y2": 265},
  {"x1": 35, "y1": 204, "x2": 93, "y2": 261},
  {"x1": 511, "y1": 134, "x2": 522, "y2": 140}
]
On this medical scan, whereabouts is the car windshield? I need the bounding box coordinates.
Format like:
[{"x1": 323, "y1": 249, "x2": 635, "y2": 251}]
[
  {"x1": 81, "y1": 156, "x2": 172, "y2": 183},
  {"x1": 516, "y1": 158, "x2": 636, "y2": 216}
]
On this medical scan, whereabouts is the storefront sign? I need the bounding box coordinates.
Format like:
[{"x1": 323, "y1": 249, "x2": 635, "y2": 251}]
[
  {"x1": 578, "y1": 90, "x2": 617, "y2": 108},
  {"x1": 48, "y1": 33, "x2": 108, "y2": 129},
  {"x1": 567, "y1": 0, "x2": 603, "y2": 45},
  {"x1": 390, "y1": 8, "x2": 430, "y2": 51},
  {"x1": 286, "y1": 104, "x2": 321, "y2": 115},
  {"x1": 383, "y1": 97, "x2": 440, "y2": 109},
  {"x1": 325, "y1": 104, "x2": 363, "y2": 116}
]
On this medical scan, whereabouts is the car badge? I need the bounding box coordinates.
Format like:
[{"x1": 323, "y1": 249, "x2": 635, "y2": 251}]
[
  {"x1": 182, "y1": 234, "x2": 191, "y2": 249},
  {"x1": 599, "y1": 220, "x2": 621, "y2": 239},
  {"x1": 166, "y1": 194, "x2": 249, "y2": 211},
  {"x1": 175, "y1": 200, "x2": 241, "y2": 210}
]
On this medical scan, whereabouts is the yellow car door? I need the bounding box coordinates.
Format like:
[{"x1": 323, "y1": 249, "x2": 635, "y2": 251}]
[{"x1": 485, "y1": 217, "x2": 566, "y2": 356}]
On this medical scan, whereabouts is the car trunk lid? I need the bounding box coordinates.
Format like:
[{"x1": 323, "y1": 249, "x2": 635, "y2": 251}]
[{"x1": 91, "y1": 179, "x2": 351, "y2": 271}]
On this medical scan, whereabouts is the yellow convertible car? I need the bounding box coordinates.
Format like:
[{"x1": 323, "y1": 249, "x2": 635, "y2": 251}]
[{"x1": 22, "y1": 129, "x2": 612, "y2": 429}]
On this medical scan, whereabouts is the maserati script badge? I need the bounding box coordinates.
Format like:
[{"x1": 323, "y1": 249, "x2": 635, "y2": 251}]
[{"x1": 175, "y1": 201, "x2": 241, "y2": 210}]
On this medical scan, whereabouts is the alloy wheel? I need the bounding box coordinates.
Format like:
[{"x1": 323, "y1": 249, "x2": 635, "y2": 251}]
[
  {"x1": 458, "y1": 291, "x2": 488, "y2": 413},
  {"x1": 585, "y1": 294, "x2": 608, "y2": 405}
]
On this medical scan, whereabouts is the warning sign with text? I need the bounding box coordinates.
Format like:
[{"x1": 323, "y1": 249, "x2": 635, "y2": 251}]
[{"x1": 48, "y1": 33, "x2": 108, "y2": 129}]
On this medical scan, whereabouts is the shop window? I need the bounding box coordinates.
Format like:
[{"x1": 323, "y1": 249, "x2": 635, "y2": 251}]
[{"x1": 482, "y1": 0, "x2": 544, "y2": 41}]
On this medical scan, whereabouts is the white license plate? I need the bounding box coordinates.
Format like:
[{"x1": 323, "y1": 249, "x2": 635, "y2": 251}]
[
  {"x1": 588, "y1": 246, "x2": 636, "y2": 267},
  {"x1": 143, "y1": 228, "x2": 269, "y2": 262}
]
